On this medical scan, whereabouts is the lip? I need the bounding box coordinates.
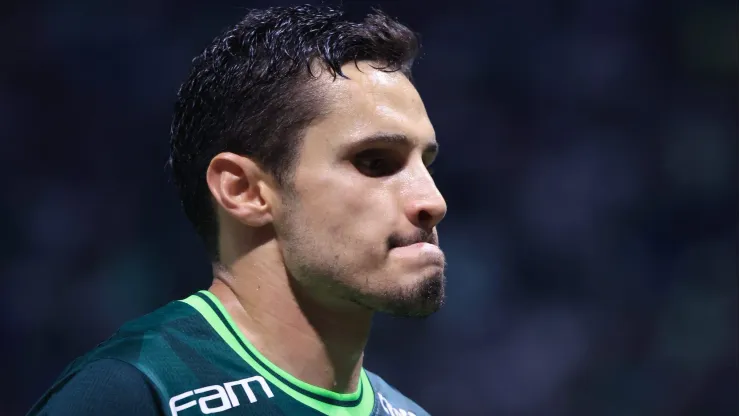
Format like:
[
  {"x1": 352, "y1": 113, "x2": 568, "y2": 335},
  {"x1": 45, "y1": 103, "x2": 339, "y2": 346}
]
[
  {"x1": 391, "y1": 242, "x2": 445, "y2": 265},
  {"x1": 392, "y1": 241, "x2": 435, "y2": 250}
]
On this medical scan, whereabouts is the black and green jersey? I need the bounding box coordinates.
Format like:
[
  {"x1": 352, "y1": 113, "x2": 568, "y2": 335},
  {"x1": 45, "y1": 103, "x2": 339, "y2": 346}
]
[{"x1": 29, "y1": 290, "x2": 429, "y2": 416}]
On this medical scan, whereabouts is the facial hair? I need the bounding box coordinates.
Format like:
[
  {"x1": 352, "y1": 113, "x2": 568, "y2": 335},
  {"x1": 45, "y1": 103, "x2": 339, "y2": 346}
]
[{"x1": 276, "y1": 188, "x2": 446, "y2": 318}]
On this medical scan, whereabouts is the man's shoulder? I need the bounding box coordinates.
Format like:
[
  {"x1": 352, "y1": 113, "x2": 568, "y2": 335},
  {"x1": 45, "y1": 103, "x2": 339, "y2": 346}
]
[
  {"x1": 47, "y1": 295, "x2": 213, "y2": 388},
  {"x1": 28, "y1": 358, "x2": 161, "y2": 416},
  {"x1": 365, "y1": 369, "x2": 431, "y2": 416},
  {"x1": 117, "y1": 296, "x2": 204, "y2": 336},
  {"x1": 85, "y1": 297, "x2": 205, "y2": 361},
  {"x1": 28, "y1": 294, "x2": 224, "y2": 414}
]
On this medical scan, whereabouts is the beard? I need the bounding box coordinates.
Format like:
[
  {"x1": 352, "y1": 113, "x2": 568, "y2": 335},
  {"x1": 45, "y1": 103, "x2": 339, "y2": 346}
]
[
  {"x1": 284, "y1": 242, "x2": 447, "y2": 318},
  {"x1": 284, "y1": 239, "x2": 448, "y2": 318},
  {"x1": 343, "y1": 270, "x2": 446, "y2": 318},
  {"x1": 279, "y1": 231, "x2": 446, "y2": 318},
  {"x1": 276, "y1": 190, "x2": 447, "y2": 318}
]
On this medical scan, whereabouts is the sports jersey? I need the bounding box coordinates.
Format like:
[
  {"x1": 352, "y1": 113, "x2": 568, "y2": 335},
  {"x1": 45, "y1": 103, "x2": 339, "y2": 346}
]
[{"x1": 28, "y1": 290, "x2": 429, "y2": 416}]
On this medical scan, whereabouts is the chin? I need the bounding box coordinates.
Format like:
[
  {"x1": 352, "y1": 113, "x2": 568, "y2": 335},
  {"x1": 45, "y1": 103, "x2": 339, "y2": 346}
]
[{"x1": 373, "y1": 271, "x2": 446, "y2": 318}]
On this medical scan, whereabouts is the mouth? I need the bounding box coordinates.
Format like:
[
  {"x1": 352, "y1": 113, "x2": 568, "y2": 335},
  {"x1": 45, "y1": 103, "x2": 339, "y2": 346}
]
[
  {"x1": 391, "y1": 242, "x2": 435, "y2": 251},
  {"x1": 389, "y1": 241, "x2": 446, "y2": 266},
  {"x1": 388, "y1": 231, "x2": 437, "y2": 250}
]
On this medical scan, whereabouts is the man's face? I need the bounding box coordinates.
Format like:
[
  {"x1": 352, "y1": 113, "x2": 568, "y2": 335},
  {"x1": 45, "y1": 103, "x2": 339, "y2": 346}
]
[{"x1": 274, "y1": 62, "x2": 447, "y2": 317}]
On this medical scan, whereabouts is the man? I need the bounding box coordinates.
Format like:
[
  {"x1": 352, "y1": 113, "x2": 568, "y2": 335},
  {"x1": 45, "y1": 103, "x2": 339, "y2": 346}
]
[{"x1": 29, "y1": 5, "x2": 446, "y2": 416}]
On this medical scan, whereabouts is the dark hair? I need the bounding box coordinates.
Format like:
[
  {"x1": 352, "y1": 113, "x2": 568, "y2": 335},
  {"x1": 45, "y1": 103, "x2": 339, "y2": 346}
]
[{"x1": 169, "y1": 5, "x2": 420, "y2": 260}]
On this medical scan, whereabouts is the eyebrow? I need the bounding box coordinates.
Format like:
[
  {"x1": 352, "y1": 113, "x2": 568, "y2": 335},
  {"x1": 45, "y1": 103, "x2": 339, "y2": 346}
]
[{"x1": 343, "y1": 132, "x2": 439, "y2": 155}]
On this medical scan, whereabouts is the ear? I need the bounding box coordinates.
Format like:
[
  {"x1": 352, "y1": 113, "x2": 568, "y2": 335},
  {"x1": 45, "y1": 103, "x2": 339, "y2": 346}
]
[{"x1": 206, "y1": 152, "x2": 276, "y2": 227}]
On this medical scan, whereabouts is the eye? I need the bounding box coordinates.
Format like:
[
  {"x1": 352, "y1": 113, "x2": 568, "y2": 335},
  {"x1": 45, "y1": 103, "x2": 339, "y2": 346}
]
[{"x1": 353, "y1": 150, "x2": 402, "y2": 177}]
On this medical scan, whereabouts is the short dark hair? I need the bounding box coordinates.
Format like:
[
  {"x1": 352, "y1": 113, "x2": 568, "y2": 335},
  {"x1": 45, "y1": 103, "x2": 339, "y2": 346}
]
[{"x1": 169, "y1": 5, "x2": 420, "y2": 260}]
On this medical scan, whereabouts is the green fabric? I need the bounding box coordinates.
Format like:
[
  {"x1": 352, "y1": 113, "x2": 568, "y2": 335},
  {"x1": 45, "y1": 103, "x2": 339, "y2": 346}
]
[{"x1": 28, "y1": 291, "x2": 430, "y2": 416}]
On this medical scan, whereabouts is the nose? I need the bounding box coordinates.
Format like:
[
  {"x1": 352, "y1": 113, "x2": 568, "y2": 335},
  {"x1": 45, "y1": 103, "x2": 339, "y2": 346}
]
[{"x1": 404, "y1": 170, "x2": 447, "y2": 230}]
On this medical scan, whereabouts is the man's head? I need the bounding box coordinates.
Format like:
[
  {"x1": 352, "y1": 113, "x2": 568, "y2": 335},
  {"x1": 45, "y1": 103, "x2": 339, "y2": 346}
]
[{"x1": 170, "y1": 5, "x2": 447, "y2": 318}]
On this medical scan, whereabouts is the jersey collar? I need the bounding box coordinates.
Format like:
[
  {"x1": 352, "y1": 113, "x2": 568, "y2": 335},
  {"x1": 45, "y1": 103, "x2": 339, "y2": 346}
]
[{"x1": 182, "y1": 290, "x2": 375, "y2": 415}]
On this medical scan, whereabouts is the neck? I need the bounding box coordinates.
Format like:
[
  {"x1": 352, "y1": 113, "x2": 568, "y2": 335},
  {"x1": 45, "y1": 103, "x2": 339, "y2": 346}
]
[{"x1": 209, "y1": 240, "x2": 373, "y2": 393}]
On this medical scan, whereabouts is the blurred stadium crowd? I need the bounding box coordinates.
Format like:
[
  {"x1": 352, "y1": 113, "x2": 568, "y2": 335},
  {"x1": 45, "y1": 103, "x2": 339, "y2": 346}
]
[{"x1": 2, "y1": 0, "x2": 736, "y2": 415}]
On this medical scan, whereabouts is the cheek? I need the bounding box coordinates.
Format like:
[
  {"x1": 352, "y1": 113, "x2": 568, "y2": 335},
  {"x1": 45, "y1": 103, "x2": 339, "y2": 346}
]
[
  {"x1": 294, "y1": 162, "x2": 401, "y2": 231},
  {"x1": 321, "y1": 192, "x2": 385, "y2": 244},
  {"x1": 298, "y1": 168, "x2": 387, "y2": 220},
  {"x1": 302, "y1": 180, "x2": 396, "y2": 245}
]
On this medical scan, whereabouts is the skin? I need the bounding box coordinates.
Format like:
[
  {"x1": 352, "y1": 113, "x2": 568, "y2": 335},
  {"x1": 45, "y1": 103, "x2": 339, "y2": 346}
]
[{"x1": 206, "y1": 61, "x2": 447, "y2": 394}]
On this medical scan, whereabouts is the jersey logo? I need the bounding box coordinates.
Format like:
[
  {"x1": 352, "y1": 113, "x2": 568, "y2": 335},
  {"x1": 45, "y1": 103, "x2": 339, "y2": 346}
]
[
  {"x1": 169, "y1": 376, "x2": 275, "y2": 415},
  {"x1": 378, "y1": 392, "x2": 417, "y2": 416}
]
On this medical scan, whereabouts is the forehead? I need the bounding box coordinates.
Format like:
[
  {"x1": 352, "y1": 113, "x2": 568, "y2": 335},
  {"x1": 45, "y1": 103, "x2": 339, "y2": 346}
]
[{"x1": 306, "y1": 61, "x2": 435, "y2": 151}]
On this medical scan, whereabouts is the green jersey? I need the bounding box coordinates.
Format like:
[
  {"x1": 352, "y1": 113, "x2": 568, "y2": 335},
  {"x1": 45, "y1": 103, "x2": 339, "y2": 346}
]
[{"x1": 29, "y1": 290, "x2": 430, "y2": 416}]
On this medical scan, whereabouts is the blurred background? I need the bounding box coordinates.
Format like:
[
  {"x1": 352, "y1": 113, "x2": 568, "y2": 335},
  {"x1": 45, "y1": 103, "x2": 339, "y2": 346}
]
[{"x1": 2, "y1": 0, "x2": 737, "y2": 415}]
